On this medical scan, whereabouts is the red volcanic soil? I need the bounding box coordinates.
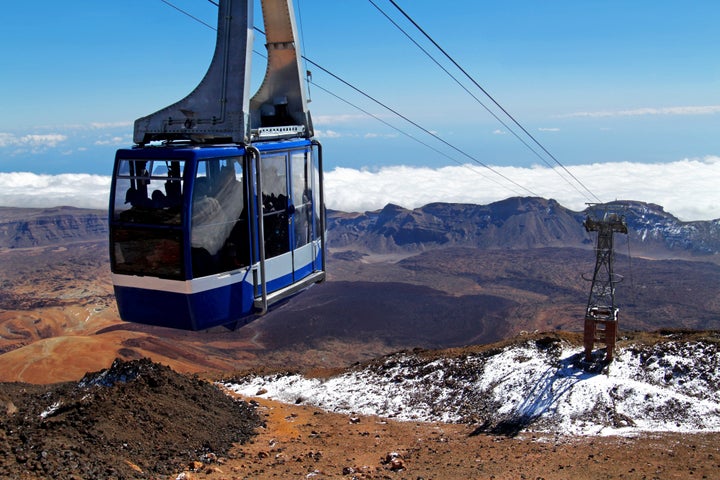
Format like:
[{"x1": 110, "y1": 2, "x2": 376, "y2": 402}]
[
  {"x1": 2, "y1": 241, "x2": 720, "y2": 384},
  {"x1": 1, "y1": 237, "x2": 719, "y2": 478},
  {"x1": 197, "y1": 398, "x2": 720, "y2": 480},
  {"x1": 1, "y1": 357, "x2": 718, "y2": 479},
  {"x1": 1, "y1": 358, "x2": 259, "y2": 478}
]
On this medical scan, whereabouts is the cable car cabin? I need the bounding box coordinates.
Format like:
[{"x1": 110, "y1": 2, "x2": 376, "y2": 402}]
[{"x1": 109, "y1": 140, "x2": 325, "y2": 330}]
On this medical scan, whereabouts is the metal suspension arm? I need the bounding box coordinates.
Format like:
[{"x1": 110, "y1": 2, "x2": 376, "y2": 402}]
[{"x1": 133, "y1": 0, "x2": 312, "y2": 145}]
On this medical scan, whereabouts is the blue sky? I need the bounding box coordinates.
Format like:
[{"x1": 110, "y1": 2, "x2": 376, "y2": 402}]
[{"x1": 1, "y1": 1, "x2": 719, "y2": 219}]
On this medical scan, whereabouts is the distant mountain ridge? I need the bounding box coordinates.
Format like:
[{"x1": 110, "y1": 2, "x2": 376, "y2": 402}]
[
  {"x1": 618, "y1": 200, "x2": 720, "y2": 256},
  {"x1": 0, "y1": 199, "x2": 718, "y2": 260},
  {"x1": 329, "y1": 198, "x2": 587, "y2": 252},
  {"x1": 328, "y1": 197, "x2": 720, "y2": 260},
  {"x1": 0, "y1": 206, "x2": 106, "y2": 248},
  {"x1": 1, "y1": 200, "x2": 719, "y2": 386}
]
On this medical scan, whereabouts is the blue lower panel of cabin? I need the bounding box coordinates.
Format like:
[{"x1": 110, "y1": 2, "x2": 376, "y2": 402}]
[
  {"x1": 114, "y1": 250, "x2": 325, "y2": 330},
  {"x1": 114, "y1": 281, "x2": 255, "y2": 331},
  {"x1": 293, "y1": 261, "x2": 314, "y2": 282},
  {"x1": 265, "y1": 269, "x2": 295, "y2": 293},
  {"x1": 262, "y1": 251, "x2": 322, "y2": 293}
]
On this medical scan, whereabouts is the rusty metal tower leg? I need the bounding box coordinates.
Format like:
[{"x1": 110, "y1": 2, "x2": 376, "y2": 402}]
[
  {"x1": 582, "y1": 211, "x2": 627, "y2": 363},
  {"x1": 583, "y1": 317, "x2": 597, "y2": 361}
]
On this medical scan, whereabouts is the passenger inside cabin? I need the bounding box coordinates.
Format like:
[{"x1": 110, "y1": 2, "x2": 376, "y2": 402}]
[
  {"x1": 191, "y1": 161, "x2": 249, "y2": 276},
  {"x1": 151, "y1": 189, "x2": 167, "y2": 207},
  {"x1": 191, "y1": 176, "x2": 225, "y2": 256},
  {"x1": 215, "y1": 165, "x2": 244, "y2": 220}
]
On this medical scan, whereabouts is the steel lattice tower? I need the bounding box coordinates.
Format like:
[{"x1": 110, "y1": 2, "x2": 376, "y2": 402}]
[{"x1": 583, "y1": 211, "x2": 627, "y2": 362}]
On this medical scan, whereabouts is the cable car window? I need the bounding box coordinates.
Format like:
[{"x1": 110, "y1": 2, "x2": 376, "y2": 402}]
[
  {"x1": 261, "y1": 154, "x2": 289, "y2": 258},
  {"x1": 291, "y1": 150, "x2": 312, "y2": 248},
  {"x1": 111, "y1": 227, "x2": 183, "y2": 279},
  {"x1": 312, "y1": 152, "x2": 321, "y2": 238},
  {"x1": 191, "y1": 157, "x2": 248, "y2": 277},
  {"x1": 110, "y1": 159, "x2": 185, "y2": 279},
  {"x1": 113, "y1": 159, "x2": 184, "y2": 225}
]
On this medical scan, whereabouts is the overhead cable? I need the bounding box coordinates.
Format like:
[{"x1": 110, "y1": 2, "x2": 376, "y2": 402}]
[
  {"x1": 158, "y1": 0, "x2": 216, "y2": 30},
  {"x1": 302, "y1": 56, "x2": 539, "y2": 197},
  {"x1": 159, "y1": 0, "x2": 539, "y2": 196},
  {"x1": 309, "y1": 80, "x2": 526, "y2": 196},
  {"x1": 368, "y1": 0, "x2": 595, "y2": 203},
  {"x1": 251, "y1": 19, "x2": 538, "y2": 196},
  {"x1": 384, "y1": 0, "x2": 603, "y2": 204}
]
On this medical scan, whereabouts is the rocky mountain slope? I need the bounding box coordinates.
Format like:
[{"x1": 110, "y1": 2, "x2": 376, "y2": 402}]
[
  {"x1": 226, "y1": 331, "x2": 720, "y2": 437},
  {"x1": 2, "y1": 332, "x2": 719, "y2": 479},
  {"x1": 328, "y1": 197, "x2": 720, "y2": 260},
  {"x1": 1, "y1": 198, "x2": 718, "y2": 261},
  {"x1": 0, "y1": 206, "x2": 106, "y2": 248},
  {"x1": 0, "y1": 201, "x2": 719, "y2": 477},
  {"x1": 0, "y1": 358, "x2": 259, "y2": 478},
  {"x1": 1, "y1": 200, "x2": 719, "y2": 385},
  {"x1": 619, "y1": 200, "x2": 720, "y2": 256}
]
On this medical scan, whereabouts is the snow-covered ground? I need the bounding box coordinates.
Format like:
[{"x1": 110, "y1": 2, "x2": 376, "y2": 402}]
[{"x1": 223, "y1": 337, "x2": 720, "y2": 436}]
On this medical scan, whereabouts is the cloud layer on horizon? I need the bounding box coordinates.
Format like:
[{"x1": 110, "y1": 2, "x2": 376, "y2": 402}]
[
  {"x1": 562, "y1": 105, "x2": 720, "y2": 118},
  {"x1": 0, "y1": 157, "x2": 718, "y2": 221},
  {"x1": 0, "y1": 172, "x2": 111, "y2": 210},
  {"x1": 324, "y1": 157, "x2": 720, "y2": 221}
]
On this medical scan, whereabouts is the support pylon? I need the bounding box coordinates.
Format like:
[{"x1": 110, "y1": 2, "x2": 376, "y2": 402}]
[{"x1": 582, "y1": 209, "x2": 627, "y2": 362}]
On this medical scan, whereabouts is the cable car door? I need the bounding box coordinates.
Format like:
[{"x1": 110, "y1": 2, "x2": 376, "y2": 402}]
[
  {"x1": 259, "y1": 148, "x2": 317, "y2": 290},
  {"x1": 289, "y1": 149, "x2": 317, "y2": 279}
]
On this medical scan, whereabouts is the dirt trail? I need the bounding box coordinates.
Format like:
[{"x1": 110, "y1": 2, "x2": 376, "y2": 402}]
[{"x1": 202, "y1": 394, "x2": 720, "y2": 480}]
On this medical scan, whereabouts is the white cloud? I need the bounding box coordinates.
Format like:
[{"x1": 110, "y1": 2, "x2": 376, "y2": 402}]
[
  {"x1": 314, "y1": 129, "x2": 343, "y2": 139},
  {"x1": 0, "y1": 121, "x2": 133, "y2": 153},
  {"x1": 313, "y1": 114, "x2": 368, "y2": 125},
  {"x1": 538, "y1": 127, "x2": 560, "y2": 132},
  {"x1": 0, "y1": 172, "x2": 110, "y2": 209},
  {"x1": 563, "y1": 105, "x2": 720, "y2": 118},
  {"x1": 364, "y1": 132, "x2": 398, "y2": 139},
  {"x1": 0, "y1": 157, "x2": 718, "y2": 221},
  {"x1": 94, "y1": 136, "x2": 128, "y2": 146},
  {"x1": 89, "y1": 121, "x2": 133, "y2": 129},
  {"x1": 34, "y1": 121, "x2": 132, "y2": 131},
  {"x1": 0, "y1": 133, "x2": 68, "y2": 149},
  {"x1": 324, "y1": 157, "x2": 720, "y2": 221},
  {"x1": 0, "y1": 133, "x2": 15, "y2": 148}
]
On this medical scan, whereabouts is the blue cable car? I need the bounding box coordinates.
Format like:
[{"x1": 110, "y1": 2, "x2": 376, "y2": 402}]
[
  {"x1": 109, "y1": 140, "x2": 324, "y2": 330},
  {"x1": 109, "y1": 0, "x2": 325, "y2": 330}
]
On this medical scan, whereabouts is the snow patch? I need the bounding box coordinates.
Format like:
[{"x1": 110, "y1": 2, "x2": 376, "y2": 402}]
[
  {"x1": 39, "y1": 401, "x2": 61, "y2": 419},
  {"x1": 223, "y1": 339, "x2": 720, "y2": 436}
]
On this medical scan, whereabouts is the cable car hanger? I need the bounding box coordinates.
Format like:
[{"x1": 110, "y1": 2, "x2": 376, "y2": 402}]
[{"x1": 136, "y1": 0, "x2": 313, "y2": 145}]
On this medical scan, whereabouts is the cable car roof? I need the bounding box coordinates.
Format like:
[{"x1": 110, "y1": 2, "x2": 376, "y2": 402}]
[{"x1": 117, "y1": 138, "x2": 313, "y2": 158}]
